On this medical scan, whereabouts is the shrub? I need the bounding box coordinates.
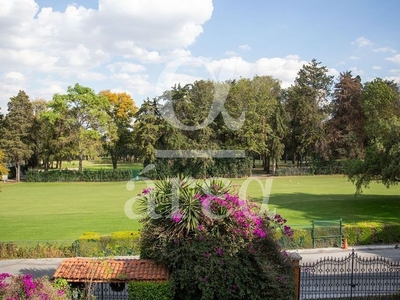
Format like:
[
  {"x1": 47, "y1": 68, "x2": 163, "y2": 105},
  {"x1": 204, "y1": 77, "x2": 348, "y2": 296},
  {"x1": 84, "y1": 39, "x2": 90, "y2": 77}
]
[
  {"x1": 0, "y1": 273, "x2": 70, "y2": 299},
  {"x1": 25, "y1": 169, "x2": 136, "y2": 182},
  {"x1": 144, "y1": 157, "x2": 253, "y2": 179},
  {"x1": 74, "y1": 231, "x2": 141, "y2": 257},
  {"x1": 128, "y1": 280, "x2": 174, "y2": 300},
  {"x1": 139, "y1": 177, "x2": 295, "y2": 300},
  {"x1": 0, "y1": 242, "x2": 74, "y2": 259},
  {"x1": 343, "y1": 222, "x2": 400, "y2": 245}
]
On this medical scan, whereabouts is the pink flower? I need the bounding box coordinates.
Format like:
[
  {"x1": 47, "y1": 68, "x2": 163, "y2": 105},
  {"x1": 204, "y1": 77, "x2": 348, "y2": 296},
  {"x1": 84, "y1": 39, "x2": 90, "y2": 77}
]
[
  {"x1": 171, "y1": 211, "x2": 183, "y2": 223},
  {"x1": 142, "y1": 187, "x2": 153, "y2": 195}
]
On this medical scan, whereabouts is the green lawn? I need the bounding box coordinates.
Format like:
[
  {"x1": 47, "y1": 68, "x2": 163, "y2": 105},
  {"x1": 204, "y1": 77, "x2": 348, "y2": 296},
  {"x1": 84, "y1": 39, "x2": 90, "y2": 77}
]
[
  {"x1": 1, "y1": 175, "x2": 399, "y2": 242},
  {"x1": 56, "y1": 158, "x2": 142, "y2": 170}
]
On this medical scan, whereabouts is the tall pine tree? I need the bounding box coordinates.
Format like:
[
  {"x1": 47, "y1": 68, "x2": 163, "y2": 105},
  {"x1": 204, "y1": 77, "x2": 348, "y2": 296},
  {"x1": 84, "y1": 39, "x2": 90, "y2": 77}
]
[{"x1": 0, "y1": 91, "x2": 34, "y2": 182}]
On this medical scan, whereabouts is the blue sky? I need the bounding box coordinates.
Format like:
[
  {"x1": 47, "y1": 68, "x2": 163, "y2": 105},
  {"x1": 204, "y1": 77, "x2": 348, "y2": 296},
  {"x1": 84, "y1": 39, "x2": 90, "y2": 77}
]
[{"x1": 1, "y1": 0, "x2": 399, "y2": 112}]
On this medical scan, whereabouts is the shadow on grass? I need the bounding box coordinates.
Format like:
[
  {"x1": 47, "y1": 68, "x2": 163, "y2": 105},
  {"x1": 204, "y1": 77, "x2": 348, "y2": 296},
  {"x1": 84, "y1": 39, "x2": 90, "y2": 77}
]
[{"x1": 255, "y1": 193, "x2": 400, "y2": 225}]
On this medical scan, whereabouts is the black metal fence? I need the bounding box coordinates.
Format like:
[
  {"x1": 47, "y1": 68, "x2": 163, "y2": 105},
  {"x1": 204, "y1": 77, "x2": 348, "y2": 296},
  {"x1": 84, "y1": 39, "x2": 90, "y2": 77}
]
[
  {"x1": 92, "y1": 283, "x2": 129, "y2": 300},
  {"x1": 71, "y1": 282, "x2": 129, "y2": 300},
  {"x1": 300, "y1": 249, "x2": 400, "y2": 300}
]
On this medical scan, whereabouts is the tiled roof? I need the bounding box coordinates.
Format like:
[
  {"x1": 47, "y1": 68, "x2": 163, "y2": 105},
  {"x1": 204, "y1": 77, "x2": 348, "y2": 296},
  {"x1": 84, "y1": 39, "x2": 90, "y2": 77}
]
[{"x1": 53, "y1": 258, "x2": 169, "y2": 283}]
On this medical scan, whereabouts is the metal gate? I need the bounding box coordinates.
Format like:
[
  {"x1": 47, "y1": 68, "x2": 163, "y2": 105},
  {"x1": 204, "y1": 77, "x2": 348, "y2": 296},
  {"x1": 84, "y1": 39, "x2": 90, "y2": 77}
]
[
  {"x1": 93, "y1": 282, "x2": 129, "y2": 300},
  {"x1": 300, "y1": 249, "x2": 400, "y2": 300}
]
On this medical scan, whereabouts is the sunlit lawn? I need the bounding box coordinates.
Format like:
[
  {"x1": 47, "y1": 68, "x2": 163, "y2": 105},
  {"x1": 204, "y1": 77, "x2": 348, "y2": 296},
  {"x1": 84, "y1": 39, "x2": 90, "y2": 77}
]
[
  {"x1": 58, "y1": 158, "x2": 142, "y2": 170},
  {"x1": 1, "y1": 175, "x2": 399, "y2": 242}
]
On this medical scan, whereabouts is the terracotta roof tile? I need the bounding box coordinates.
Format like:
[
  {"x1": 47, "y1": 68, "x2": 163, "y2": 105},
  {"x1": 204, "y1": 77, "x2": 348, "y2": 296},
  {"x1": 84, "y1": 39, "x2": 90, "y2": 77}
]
[{"x1": 53, "y1": 258, "x2": 169, "y2": 282}]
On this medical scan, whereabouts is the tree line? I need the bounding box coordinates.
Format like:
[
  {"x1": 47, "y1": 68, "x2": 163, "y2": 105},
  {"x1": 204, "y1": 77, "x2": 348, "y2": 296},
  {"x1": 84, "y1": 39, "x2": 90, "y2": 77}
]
[{"x1": 0, "y1": 59, "x2": 399, "y2": 191}]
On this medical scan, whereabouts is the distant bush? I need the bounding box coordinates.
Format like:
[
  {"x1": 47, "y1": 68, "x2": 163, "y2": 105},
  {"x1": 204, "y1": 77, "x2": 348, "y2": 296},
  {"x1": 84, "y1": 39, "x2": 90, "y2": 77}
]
[
  {"x1": 276, "y1": 160, "x2": 345, "y2": 176},
  {"x1": 73, "y1": 231, "x2": 141, "y2": 257},
  {"x1": 25, "y1": 169, "x2": 137, "y2": 182},
  {"x1": 344, "y1": 222, "x2": 400, "y2": 245},
  {"x1": 0, "y1": 242, "x2": 74, "y2": 259},
  {"x1": 276, "y1": 222, "x2": 400, "y2": 249},
  {"x1": 144, "y1": 157, "x2": 253, "y2": 179}
]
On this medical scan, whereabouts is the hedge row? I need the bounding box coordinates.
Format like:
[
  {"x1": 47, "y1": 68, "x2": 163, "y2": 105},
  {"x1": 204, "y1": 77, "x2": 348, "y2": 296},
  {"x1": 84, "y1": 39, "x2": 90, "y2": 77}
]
[
  {"x1": 145, "y1": 157, "x2": 253, "y2": 180},
  {"x1": 73, "y1": 231, "x2": 141, "y2": 257},
  {"x1": 25, "y1": 169, "x2": 138, "y2": 182},
  {"x1": 0, "y1": 241, "x2": 74, "y2": 259},
  {"x1": 276, "y1": 160, "x2": 346, "y2": 176},
  {"x1": 128, "y1": 280, "x2": 174, "y2": 300},
  {"x1": 1, "y1": 223, "x2": 398, "y2": 258},
  {"x1": 276, "y1": 222, "x2": 400, "y2": 249}
]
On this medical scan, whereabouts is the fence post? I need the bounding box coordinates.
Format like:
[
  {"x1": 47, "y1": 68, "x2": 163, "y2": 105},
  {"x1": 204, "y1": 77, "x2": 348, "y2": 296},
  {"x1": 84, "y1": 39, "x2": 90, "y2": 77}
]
[{"x1": 289, "y1": 252, "x2": 302, "y2": 300}]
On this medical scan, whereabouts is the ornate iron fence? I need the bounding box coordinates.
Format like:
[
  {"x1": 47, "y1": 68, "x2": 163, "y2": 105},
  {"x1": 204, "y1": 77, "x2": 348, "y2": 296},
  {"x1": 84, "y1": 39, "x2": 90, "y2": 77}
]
[
  {"x1": 70, "y1": 282, "x2": 129, "y2": 300},
  {"x1": 300, "y1": 249, "x2": 400, "y2": 300},
  {"x1": 92, "y1": 282, "x2": 129, "y2": 300}
]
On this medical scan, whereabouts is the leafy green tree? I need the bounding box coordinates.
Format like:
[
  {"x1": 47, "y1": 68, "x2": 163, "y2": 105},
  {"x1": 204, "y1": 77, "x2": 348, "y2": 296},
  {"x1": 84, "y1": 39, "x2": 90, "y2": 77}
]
[
  {"x1": 132, "y1": 98, "x2": 164, "y2": 165},
  {"x1": 267, "y1": 100, "x2": 288, "y2": 175},
  {"x1": 284, "y1": 59, "x2": 333, "y2": 165},
  {"x1": 139, "y1": 177, "x2": 295, "y2": 300},
  {"x1": 99, "y1": 90, "x2": 138, "y2": 169},
  {"x1": 0, "y1": 149, "x2": 8, "y2": 191},
  {"x1": 0, "y1": 91, "x2": 34, "y2": 182},
  {"x1": 48, "y1": 84, "x2": 110, "y2": 171},
  {"x1": 329, "y1": 71, "x2": 364, "y2": 159},
  {"x1": 347, "y1": 78, "x2": 400, "y2": 192},
  {"x1": 28, "y1": 99, "x2": 49, "y2": 169}
]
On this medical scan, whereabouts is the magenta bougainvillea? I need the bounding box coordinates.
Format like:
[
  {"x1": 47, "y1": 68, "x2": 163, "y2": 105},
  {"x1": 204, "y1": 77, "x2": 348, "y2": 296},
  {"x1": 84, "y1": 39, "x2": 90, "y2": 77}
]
[
  {"x1": 0, "y1": 273, "x2": 70, "y2": 300},
  {"x1": 139, "y1": 177, "x2": 295, "y2": 300}
]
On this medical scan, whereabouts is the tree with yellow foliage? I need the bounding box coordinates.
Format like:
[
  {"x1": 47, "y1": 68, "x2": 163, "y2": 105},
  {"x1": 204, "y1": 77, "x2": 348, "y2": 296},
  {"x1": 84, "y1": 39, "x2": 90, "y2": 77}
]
[
  {"x1": 99, "y1": 90, "x2": 138, "y2": 169},
  {"x1": 0, "y1": 149, "x2": 8, "y2": 191}
]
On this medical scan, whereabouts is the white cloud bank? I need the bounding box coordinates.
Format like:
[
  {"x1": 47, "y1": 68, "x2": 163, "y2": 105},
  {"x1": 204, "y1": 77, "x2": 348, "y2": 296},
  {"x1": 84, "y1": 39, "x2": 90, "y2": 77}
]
[{"x1": 0, "y1": 0, "x2": 346, "y2": 112}]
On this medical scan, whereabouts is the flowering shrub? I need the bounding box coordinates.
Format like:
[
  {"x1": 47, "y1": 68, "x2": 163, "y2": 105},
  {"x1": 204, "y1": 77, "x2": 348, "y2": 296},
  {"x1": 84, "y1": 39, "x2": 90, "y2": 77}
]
[
  {"x1": 139, "y1": 177, "x2": 295, "y2": 300},
  {"x1": 0, "y1": 273, "x2": 70, "y2": 299}
]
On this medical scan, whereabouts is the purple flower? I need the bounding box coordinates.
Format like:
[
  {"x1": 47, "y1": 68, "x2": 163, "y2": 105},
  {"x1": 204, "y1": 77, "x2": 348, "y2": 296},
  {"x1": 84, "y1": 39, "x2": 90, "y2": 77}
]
[
  {"x1": 253, "y1": 227, "x2": 266, "y2": 238},
  {"x1": 171, "y1": 211, "x2": 183, "y2": 223},
  {"x1": 198, "y1": 224, "x2": 204, "y2": 231},
  {"x1": 142, "y1": 187, "x2": 153, "y2": 195},
  {"x1": 216, "y1": 247, "x2": 224, "y2": 256}
]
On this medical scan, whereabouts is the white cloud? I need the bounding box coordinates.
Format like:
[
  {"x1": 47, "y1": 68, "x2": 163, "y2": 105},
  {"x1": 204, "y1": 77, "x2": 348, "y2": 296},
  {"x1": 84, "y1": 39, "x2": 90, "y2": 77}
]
[
  {"x1": 239, "y1": 44, "x2": 251, "y2": 51},
  {"x1": 3, "y1": 72, "x2": 25, "y2": 83},
  {"x1": 208, "y1": 55, "x2": 307, "y2": 88},
  {"x1": 386, "y1": 54, "x2": 400, "y2": 64},
  {"x1": 108, "y1": 62, "x2": 146, "y2": 73},
  {"x1": 349, "y1": 67, "x2": 364, "y2": 76},
  {"x1": 224, "y1": 50, "x2": 238, "y2": 57},
  {"x1": 349, "y1": 56, "x2": 360, "y2": 60},
  {"x1": 0, "y1": 0, "x2": 213, "y2": 108},
  {"x1": 372, "y1": 65, "x2": 382, "y2": 70},
  {"x1": 352, "y1": 37, "x2": 373, "y2": 47},
  {"x1": 373, "y1": 47, "x2": 396, "y2": 53}
]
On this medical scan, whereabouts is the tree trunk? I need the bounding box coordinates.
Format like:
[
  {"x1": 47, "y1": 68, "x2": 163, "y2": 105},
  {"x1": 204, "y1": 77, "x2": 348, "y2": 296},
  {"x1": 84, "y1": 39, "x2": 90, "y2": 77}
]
[
  {"x1": 272, "y1": 158, "x2": 276, "y2": 176},
  {"x1": 111, "y1": 153, "x2": 118, "y2": 170},
  {"x1": 16, "y1": 161, "x2": 20, "y2": 182},
  {"x1": 79, "y1": 151, "x2": 83, "y2": 172}
]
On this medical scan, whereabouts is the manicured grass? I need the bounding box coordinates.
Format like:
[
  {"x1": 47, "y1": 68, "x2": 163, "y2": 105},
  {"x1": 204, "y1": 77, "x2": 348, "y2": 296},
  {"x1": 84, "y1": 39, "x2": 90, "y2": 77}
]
[
  {"x1": 0, "y1": 181, "x2": 147, "y2": 242},
  {"x1": 0, "y1": 175, "x2": 399, "y2": 242},
  {"x1": 57, "y1": 158, "x2": 142, "y2": 170},
  {"x1": 232, "y1": 175, "x2": 400, "y2": 227}
]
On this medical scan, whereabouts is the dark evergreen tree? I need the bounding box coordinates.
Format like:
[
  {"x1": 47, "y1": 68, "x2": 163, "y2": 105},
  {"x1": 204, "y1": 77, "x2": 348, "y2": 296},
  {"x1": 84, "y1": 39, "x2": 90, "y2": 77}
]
[{"x1": 0, "y1": 91, "x2": 34, "y2": 181}]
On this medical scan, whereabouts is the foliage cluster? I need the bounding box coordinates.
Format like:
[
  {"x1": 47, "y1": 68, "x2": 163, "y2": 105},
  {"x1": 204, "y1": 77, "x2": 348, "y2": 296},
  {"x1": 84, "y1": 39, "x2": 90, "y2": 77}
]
[
  {"x1": 0, "y1": 273, "x2": 70, "y2": 299},
  {"x1": 127, "y1": 280, "x2": 175, "y2": 300},
  {"x1": 25, "y1": 168, "x2": 136, "y2": 182},
  {"x1": 139, "y1": 177, "x2": 295, "y2": 300},
  {"x1": 74, "y1": 231, "x2": 141, "y2": 257},
  {"x1": 145, "y1": 157, "x2": 253, "y2": 179},
  {"x1": 1, "y1": 60, "x2": 399, "y2": 191},
  {"x1": 275, "y1": 222, "x2": 400, "y2": 249},
  {"x1": 0, "y1": 242, "x2": 74, "y2": 259}
]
